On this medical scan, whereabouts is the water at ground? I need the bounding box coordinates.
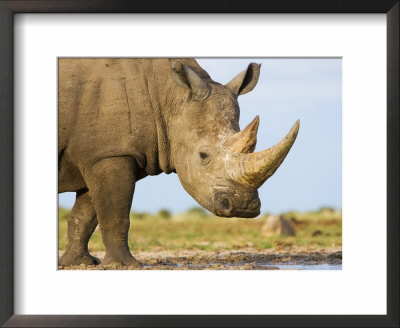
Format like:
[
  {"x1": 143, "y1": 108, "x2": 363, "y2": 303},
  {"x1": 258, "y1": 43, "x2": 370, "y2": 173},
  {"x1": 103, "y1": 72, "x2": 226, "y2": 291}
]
[
  {"x1": 58, "y1": 246, "x2": 342, "y2": 270},
  {"x1": 257, "y1": 263, "x2": 342, "y2": 270}
]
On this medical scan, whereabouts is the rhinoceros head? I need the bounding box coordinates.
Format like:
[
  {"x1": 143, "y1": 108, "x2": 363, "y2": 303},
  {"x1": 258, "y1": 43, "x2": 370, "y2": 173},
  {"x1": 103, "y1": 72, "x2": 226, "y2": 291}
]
[{"x1": 169, "y1": 59, "x2": 299, "y2": 218}]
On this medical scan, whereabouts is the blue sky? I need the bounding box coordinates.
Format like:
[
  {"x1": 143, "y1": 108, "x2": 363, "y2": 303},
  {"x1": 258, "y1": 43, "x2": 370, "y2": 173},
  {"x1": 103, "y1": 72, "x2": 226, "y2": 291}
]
[{"x1": 59, "y1": 58, "x2": 342, "y2": 214}]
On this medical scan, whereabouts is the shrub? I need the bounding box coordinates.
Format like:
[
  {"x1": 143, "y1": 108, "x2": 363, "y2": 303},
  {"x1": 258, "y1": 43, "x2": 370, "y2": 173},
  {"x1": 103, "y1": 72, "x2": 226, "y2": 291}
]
[
  {"x1": 58, "y1": 207, "x2": 70, "y2": 221},
  {"x1": 131, "y1": 211, "x2": 147, "y2": 220},
  {"x1": 186, "y1": 206, "x2": 208, "y2": 217},
  {"x1": 158, "y1": 209, "x2": 171, "y2": 219},
  {"x1": 317, "y1": 206, "x2": 335, "y2": 213}
]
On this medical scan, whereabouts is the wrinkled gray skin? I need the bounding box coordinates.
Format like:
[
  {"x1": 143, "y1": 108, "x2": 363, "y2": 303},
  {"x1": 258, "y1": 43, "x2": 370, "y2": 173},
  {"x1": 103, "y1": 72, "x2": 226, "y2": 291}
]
[{"x1": 58, "y1": 58, "x2": 299, "y2": 266}]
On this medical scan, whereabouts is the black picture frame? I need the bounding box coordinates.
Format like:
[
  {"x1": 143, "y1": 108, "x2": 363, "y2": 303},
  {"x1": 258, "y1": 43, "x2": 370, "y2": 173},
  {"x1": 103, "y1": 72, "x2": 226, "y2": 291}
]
[{"x1": 0, "y1": 1, "x2": 398, "y2": 327}]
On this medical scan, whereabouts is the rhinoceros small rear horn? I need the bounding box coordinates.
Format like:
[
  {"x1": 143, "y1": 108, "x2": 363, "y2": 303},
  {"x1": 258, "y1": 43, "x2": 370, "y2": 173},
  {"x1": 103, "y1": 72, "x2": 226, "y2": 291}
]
[
  {"x1": 224, "y1": 116, "x2": 260, "y2": 153},
  {"x1": 231, "y1": 119, "x2": 300, "y2": 188},
  {"x1": 170, "y1": 59, "x2": 210, "y2": 101}
]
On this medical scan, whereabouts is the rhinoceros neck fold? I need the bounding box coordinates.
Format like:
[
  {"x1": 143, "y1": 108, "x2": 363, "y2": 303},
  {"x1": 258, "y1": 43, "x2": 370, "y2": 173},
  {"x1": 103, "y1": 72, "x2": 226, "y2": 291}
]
[{"x1": 146, "y1": 72, "x2": 174, "y2": 175}]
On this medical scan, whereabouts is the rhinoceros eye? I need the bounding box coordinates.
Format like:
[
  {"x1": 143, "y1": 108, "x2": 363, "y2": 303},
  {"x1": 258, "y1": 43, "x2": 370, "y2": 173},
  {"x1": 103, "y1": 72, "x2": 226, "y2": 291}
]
[
  {"x1": 198, "y1": 147, "x2": 211, "y2": 165},
  {"x1": 199, "y1": 152, "x2": 209, "y2": 160}
]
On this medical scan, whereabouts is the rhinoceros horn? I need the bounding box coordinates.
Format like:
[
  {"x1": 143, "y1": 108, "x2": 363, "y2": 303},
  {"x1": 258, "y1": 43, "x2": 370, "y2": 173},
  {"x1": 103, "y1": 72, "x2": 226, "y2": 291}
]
[
  {"x1": 224, "y1": 116, "x2": 259, "y2": 153},
  {"x1": 228, "y1": 119, "x2": 300, "y2": 188}
]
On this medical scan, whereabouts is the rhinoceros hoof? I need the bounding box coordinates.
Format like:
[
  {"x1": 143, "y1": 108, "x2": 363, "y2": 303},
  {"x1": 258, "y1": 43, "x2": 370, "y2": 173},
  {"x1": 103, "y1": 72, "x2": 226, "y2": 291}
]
[
  {"x1": 102, "y1": 253, "x2": 142, "y2": 268},
  {"x1": 59, "y1": 251, "x2": 101, "y2": 266}
]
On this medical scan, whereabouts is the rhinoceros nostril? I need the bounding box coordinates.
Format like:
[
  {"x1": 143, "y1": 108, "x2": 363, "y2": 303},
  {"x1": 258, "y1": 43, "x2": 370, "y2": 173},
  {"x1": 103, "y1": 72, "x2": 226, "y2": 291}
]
[
  {"x1": 213, "y1": 193, "x2": 233, "y2": 217},
  {"x1": 220, "y1": 198, "x2": 231, "y2": 210}
]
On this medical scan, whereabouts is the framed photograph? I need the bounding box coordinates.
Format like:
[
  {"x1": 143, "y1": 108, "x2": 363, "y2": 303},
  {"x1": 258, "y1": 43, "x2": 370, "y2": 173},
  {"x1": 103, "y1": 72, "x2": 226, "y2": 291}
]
[{"x1": 0, "y1": 1, "x2": 398, "y2": 327}]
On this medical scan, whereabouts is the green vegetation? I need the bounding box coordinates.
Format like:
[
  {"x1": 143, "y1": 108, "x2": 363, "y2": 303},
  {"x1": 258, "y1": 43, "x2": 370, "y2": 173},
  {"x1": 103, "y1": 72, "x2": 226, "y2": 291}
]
[
  {"x1": 58, "y1": 206, "x2": 342, "y2": 253},
  {"x1": 186, "y1": 206, "x2": 208, "y2": 216},
  {"x1": 58, "y1": 207, "x2": 70, "y2": 251},
  {"x1": 157, "y1": 209, "x2": 171, "y2": 219}
]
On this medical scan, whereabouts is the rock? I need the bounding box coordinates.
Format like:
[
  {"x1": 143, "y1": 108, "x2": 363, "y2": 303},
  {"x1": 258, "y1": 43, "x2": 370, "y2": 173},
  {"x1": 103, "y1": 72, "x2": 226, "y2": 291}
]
[
  {"x1": 312, "y1": 230, "x2": 323, "y2": 237},
  {"x1": 261, "y1": 215, "x2": 296, "y2": 236}
]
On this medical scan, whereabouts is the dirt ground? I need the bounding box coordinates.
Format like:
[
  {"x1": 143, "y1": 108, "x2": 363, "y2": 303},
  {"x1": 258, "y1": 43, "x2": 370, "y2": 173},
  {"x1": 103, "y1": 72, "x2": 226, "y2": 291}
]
[{"x1": 58, "y1": 246, "x2": 342, "y2": 270}]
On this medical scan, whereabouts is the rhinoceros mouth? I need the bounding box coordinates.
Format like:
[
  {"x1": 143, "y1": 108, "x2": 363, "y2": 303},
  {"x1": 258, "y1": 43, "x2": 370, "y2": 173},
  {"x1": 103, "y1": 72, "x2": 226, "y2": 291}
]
[{"x1": 213, "y1": 190, "x2": 261, "y2": 218}]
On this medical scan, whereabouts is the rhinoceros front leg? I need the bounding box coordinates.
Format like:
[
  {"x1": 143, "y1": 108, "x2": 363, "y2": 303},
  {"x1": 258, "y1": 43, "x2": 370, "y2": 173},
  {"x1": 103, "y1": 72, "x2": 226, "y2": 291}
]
[
  {"x1": 85, "y1": 156, "x2": 141, "y2": 267},
  {"x1": 59, "y1": 190, "x2": 100, "y2": 266}
]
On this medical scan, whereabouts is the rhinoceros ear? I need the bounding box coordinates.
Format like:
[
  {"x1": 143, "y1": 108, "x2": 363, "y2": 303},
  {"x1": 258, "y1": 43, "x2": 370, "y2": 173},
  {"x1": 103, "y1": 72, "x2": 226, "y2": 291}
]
[
  {"x1": 170, "y1": 59, "x2": 210, "y2": 101},
  {"x1": 225, "y1": 63, "x2": 261, "y2": 96}
]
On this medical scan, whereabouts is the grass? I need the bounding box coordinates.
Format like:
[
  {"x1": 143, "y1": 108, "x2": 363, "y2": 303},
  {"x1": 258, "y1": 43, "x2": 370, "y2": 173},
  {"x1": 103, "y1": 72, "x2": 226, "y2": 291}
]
[{"x1": 58, "y1": 207, "x2": 342, "y2": 253}]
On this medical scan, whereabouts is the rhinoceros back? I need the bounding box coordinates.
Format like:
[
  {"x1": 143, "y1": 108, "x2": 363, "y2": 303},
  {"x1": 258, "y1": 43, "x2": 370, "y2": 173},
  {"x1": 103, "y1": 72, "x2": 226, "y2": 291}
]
[{"x1": 59, "y1": 59, "x2": 157, "y2": 166}]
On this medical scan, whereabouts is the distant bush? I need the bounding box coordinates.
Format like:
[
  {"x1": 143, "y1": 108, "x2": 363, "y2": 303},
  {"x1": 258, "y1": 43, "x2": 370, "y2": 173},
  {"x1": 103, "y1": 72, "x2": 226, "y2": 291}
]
[
  {"x1": 157, "y1": 209, "x2": 171, "y2": 219},
  {"x1": 316, "y1": 206, "x2": 336, "y2": 213},
  {"x1": 261, "y1": 213, "x2": 271, "y2": 219},
  {"x1": 131, "y1": 212, "x2": 147, "y2": 220},
  {"x1": 186, "y1": 207, "x2": 208, "y2": 217},
  {"x1": 58, "y1": 207, "x2": 70, "y2": 221}
]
